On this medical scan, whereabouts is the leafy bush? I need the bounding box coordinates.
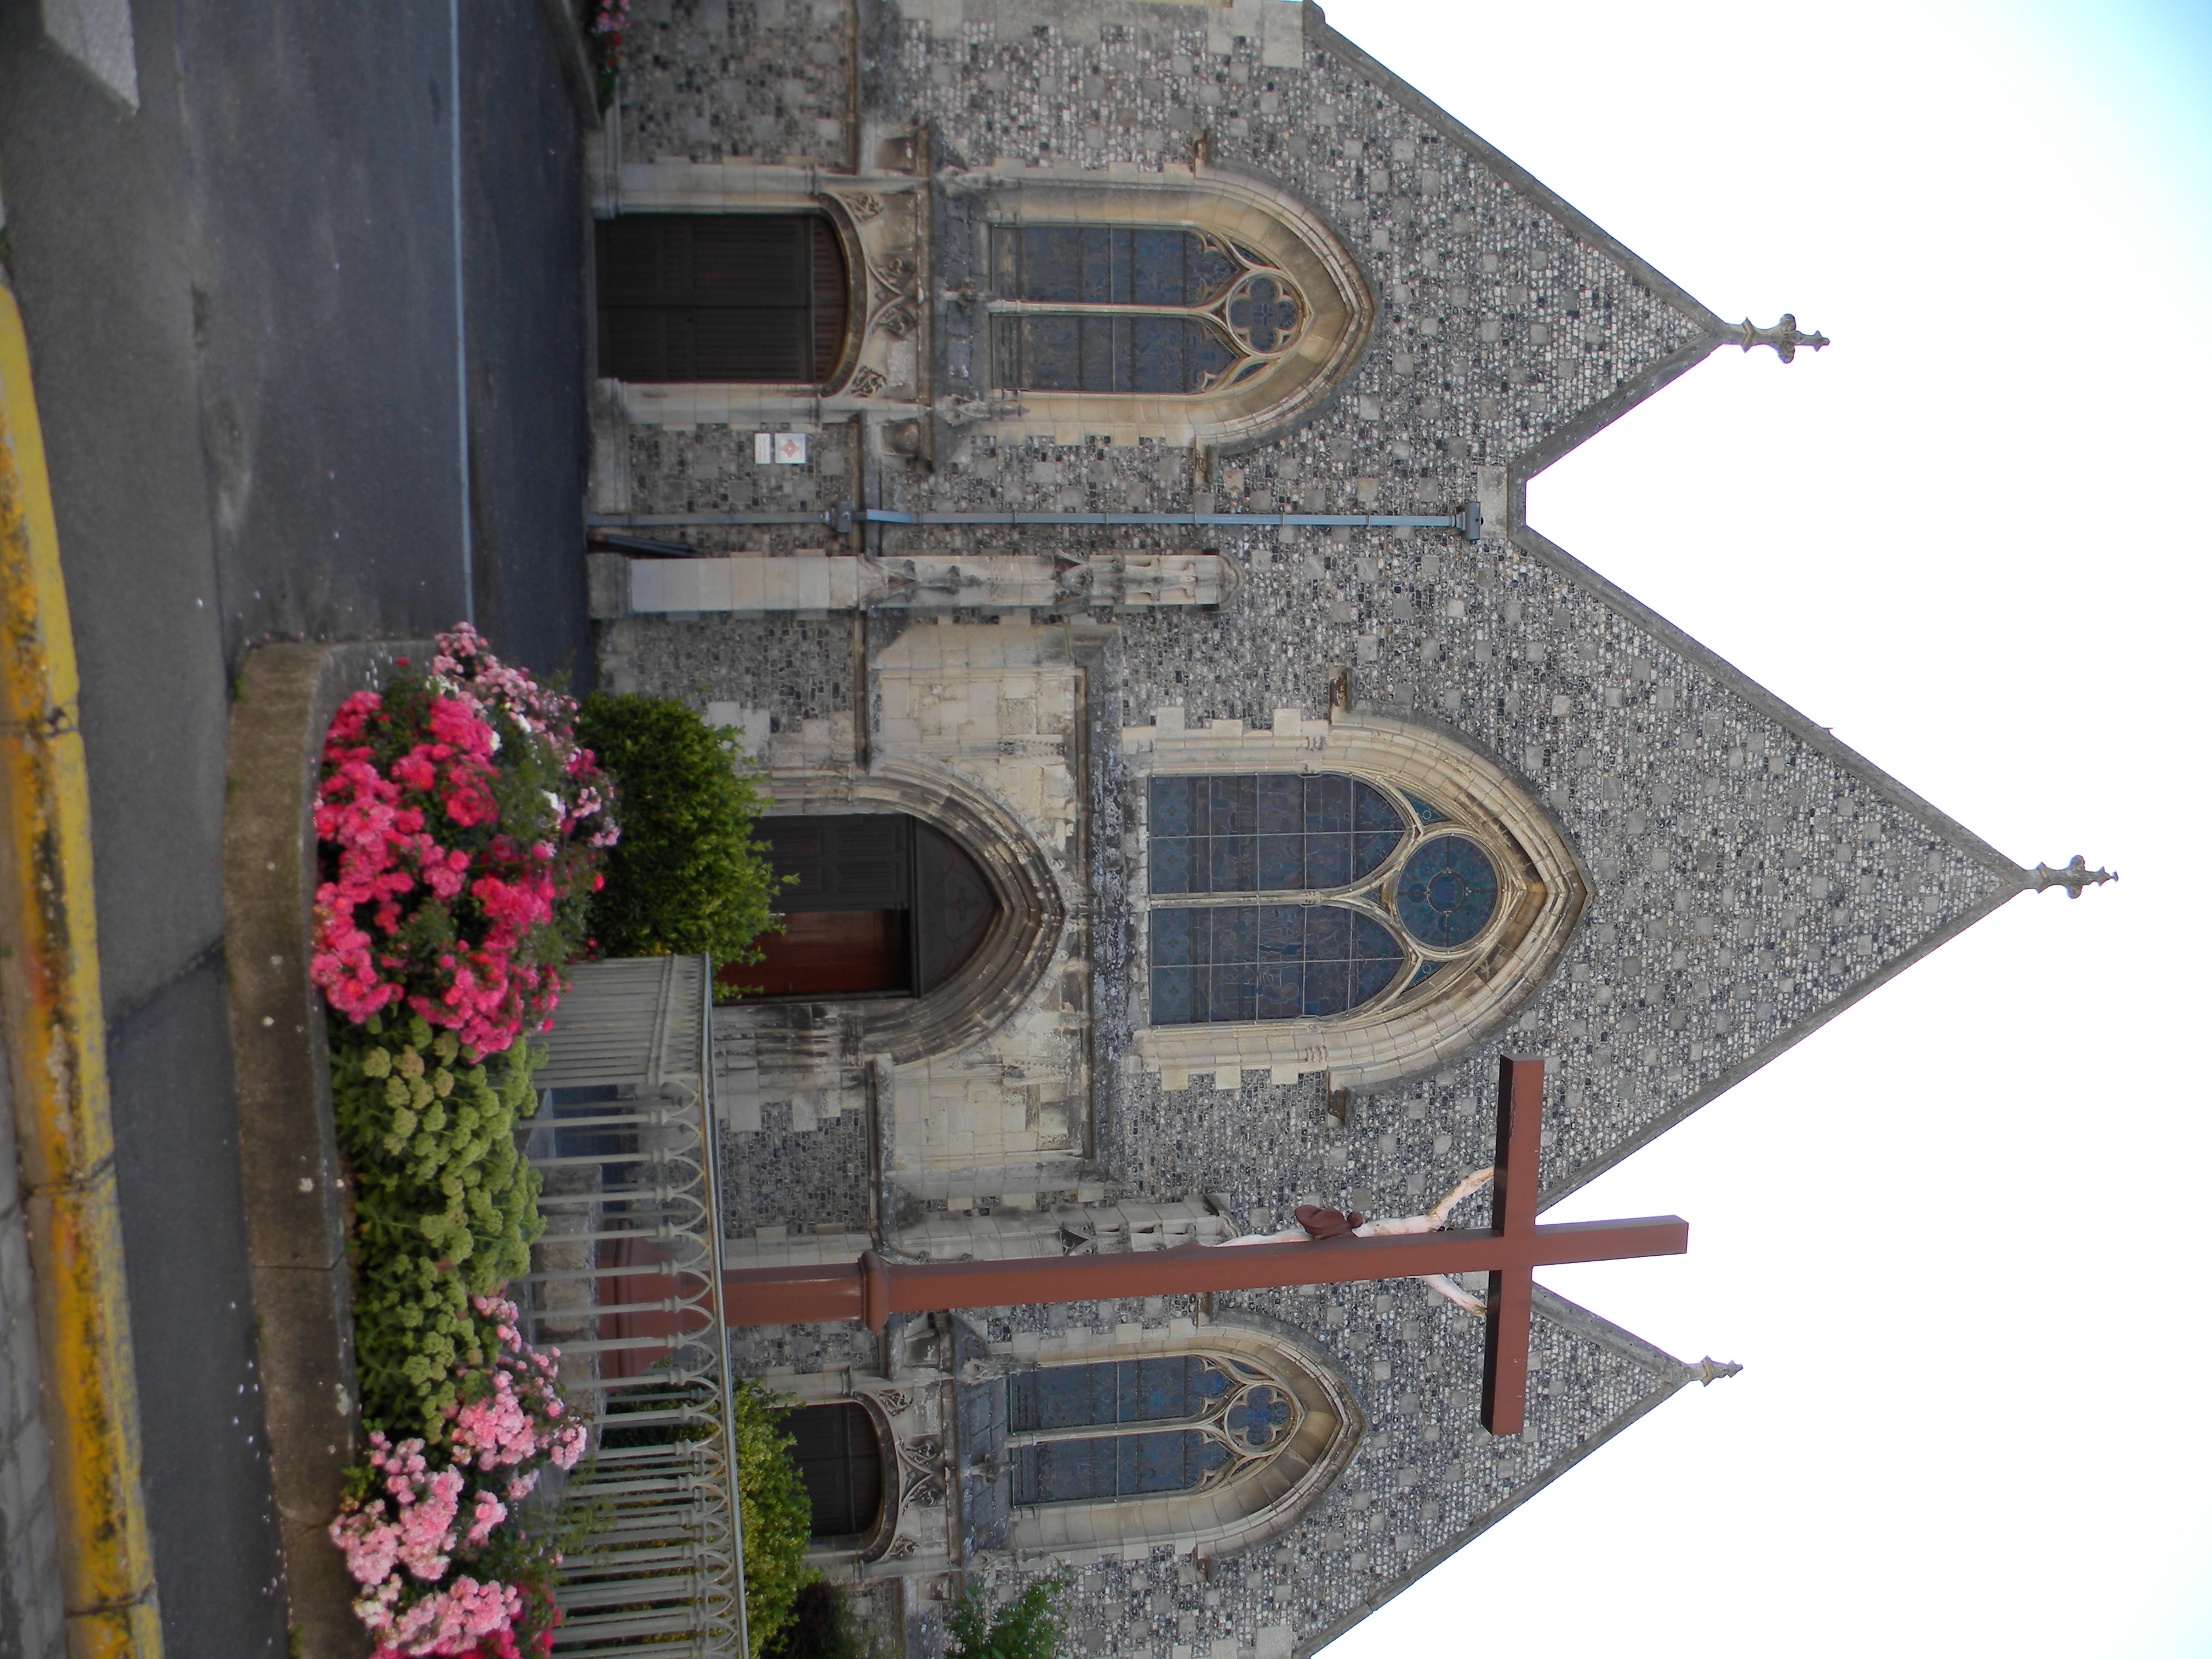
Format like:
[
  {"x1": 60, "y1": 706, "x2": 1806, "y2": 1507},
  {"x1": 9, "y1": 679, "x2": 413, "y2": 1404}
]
[
  {"x1": 766, "y1": 1579, "x2": 884, "y2": 1659},
  {"x1": 573, "y1": 693, "x2": 780, "y2": 980},
  {"x1": 331, "y1": 1013, "x2": 549, "y2": 1441},
  {"x1": 732, "y1": 1382, "x2": 815, "y2": 1659},
  {"x1": 945, "y1": 1574, "x2": 1071, "y2": 1659}
]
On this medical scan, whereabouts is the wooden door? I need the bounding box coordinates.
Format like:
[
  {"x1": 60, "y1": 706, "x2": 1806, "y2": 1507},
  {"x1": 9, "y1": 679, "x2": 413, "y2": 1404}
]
[
  {"x1": 596, "y1": 213, "x2": 848, "y2": 383},
  {"x1": 787, "y1": 1403, "x2": 884, "y2": 1541}
]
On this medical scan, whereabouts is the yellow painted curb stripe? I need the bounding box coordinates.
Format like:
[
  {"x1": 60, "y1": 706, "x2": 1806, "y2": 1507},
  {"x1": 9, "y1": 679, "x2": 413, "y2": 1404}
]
[{"x1": 0, "y1": 283, "x2": 163, "y2": 1659}]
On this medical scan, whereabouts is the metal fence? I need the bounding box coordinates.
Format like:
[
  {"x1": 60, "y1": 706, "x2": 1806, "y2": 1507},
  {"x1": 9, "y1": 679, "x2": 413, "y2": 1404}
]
[{"x1": 515, "y1": 956, "x2": 748, "y2": 1658}]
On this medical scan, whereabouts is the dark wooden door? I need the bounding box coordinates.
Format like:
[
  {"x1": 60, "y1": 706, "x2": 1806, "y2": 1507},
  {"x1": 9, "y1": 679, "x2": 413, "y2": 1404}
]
[
  {"x1": 596, "y1": 214, "x2": 848, "y2": 383},
  {"x1": 725, "y1": 815, "x2": 1002, "y2": 1000},
  {"x1": 787, "y1": 1403, "x2": 884, "y2": 1541},
  {"x1": 759, "y1": 816, "x2": 911, "y2": 911}
]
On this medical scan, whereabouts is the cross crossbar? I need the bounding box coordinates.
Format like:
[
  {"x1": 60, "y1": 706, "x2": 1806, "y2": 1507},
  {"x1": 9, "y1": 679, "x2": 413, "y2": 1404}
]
[{"x1": 719, "y1": 1057, "x2": 1686, "y2": 1433}]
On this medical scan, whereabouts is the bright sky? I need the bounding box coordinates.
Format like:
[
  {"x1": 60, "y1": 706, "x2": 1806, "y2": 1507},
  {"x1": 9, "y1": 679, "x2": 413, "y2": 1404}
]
[{"x1": 1310, "y1": 3, "x2": 2212, "y2": 1656}]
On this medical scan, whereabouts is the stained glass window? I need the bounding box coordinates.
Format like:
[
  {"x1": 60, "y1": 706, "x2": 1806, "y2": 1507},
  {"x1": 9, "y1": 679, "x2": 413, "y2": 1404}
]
[
  {"x1": 1149, "y1": 905, "x2": 1403, "y2": 1025},
  {"x1": 1007, "y1": 1357, "x2": 1233, "y2": 1432},
  {"x1": 1004, "y1": 1358, "x2": 1296, "y2": 1507},
  {"x1": 1010, "y1": 1431, "x2": 1230, "y2": 1506},
  {"x1": 987, "y1": 226, "x2": 1303, "y2": 395},
  {"x1": 1148, "y1": 776, "x2": 1404, "y2": 896},
  {"x1": 1145, "y1": 776, "x2": 1508, "y2": 1022},
  {"x1": 1395, "y1": 836, "x2": 1500, "y2": 948}
]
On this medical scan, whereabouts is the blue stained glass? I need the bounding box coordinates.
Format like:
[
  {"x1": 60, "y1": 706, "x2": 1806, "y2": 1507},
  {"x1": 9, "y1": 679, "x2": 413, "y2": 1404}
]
[
  {"x1": 1305, "y1": 776, "x2": 1350, "y2": 833},
  {"x1": 1305, "y1": 834, "x2": 1352, "y2": 888},
  {"x1": 1011, "y1": 1432, "x2": 1233, "y2": 1504},
  {"x1": 1396, "y1": 836, "x2": 1500, "y2": 948},
  {"x1": 1403, "y1": 793, "x2": 1447, "y2": 825},
  {"x1": 1149, "y1": 777, "x2": 1196, "y2": 837},
  {"x1": 1149, "y1": 902, "x2": 1399, "y2": 1025},
  {"x1": 1302, "y1": 960, "x2": 1350, "y2": 1017},
  {"x1": 1208, "y1": 777, "x2": 1256, "y2": 836},
  {"x1": 1257, "y1": 834, "x2": 1302, "y2": 889},
  {"x1": 1353, "y1": 782, "x2": 1401, "y2": 833},
  {"x1": 1008, "y1": 1357, "x2": 1233, "y2": 1433},
  {"x1": 1148, "y1": 775, "x2": 1401, "y2": 897},
  {"x1": 1255, "y1": 964, "x2": 1301, "y2": 1019},
  {"x1": 1406, "y1": 958, "x2": 1442, "y2": 989},
  {"x1": 1150, "y1": 837, "x2": 1195, "y2": 894},
  {"x1": 1225, "y1": 1386, "x2": 1292, "y2": 1450},
  {"x1": 1304, "y1": 907, "x2": 1348, "y2": 959},
  {"x1": 1353, "y1": 831, "x2": 1399, "y2": 878},
  {"x1": 1209, "y1": 836, "x2": 1256, "y2": 892},
  {"x1": 1150, "y1": 967, "x2": 1195, "y2": 1025},
  {"x1": 1151, "y1": 910, "x2": 1194, "y2": 967},
  {"x1": 1227, "y1": 276, "x2": 1298, "y2": 352},
  {"x1": 1255, "y1": 776, "x2": 1302, "y2": 834}
]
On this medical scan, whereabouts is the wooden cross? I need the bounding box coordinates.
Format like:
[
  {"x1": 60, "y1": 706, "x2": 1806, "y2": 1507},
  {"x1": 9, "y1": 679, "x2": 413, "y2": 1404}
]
[{"x1": 720, "y1": 1056, "x2": 1687, "y2": 1435}]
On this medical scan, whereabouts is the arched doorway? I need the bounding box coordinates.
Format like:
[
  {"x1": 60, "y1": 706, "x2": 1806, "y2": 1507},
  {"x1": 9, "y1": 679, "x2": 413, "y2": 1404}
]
[
  {"x1": 595, "y1": 213, "x2": 850, "y2": 384},
  {"x1": 728, "y1": 814, "x2": 1000, "y2": 1000},
  {"x1": 786, "y1": 1403, "x2": 885, "y2": 1545}
]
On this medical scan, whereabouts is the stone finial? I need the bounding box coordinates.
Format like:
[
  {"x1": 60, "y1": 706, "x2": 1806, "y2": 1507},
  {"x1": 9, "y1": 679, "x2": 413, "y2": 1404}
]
[
  {"x1": 2028, "y1": 855, "x2": 2117, "y2": 899},
  {"x1": 1693, "y1": 1356, "x2": 1743, "y2": 1386},
  {"x1": 1725, "y1": 314, "x2": 1829, "y2": 362}
]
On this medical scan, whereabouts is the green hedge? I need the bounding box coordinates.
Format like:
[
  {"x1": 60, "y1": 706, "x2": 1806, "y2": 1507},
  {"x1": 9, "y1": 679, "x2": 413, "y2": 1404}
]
[
  {"x1": 575, "y1": 694, "x2": 781, "y2": 982},
  {"x1": 329, "y1": 1012, "x2": 545, "y2": 1440},
  {"x1": 734, "y1": 1381, "x2": 816, "y2": 1659},
  {"x1": 946, "y1": 1573, "x2": 1071, "y2": 1659}
]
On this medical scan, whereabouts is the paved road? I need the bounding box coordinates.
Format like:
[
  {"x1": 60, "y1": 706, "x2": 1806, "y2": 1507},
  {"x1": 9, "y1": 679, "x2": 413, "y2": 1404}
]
[{"x1": 0, "y1": 0, "x2": 592, "y2": 1649}]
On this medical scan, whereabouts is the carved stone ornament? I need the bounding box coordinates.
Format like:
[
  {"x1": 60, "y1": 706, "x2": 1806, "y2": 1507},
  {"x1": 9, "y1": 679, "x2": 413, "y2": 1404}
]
[
  {"x1": 885, "y1": 1535, "x2": 921, "y2": 1559},
  {"x1": 1694, "y1": 1356, "x2": 1743, "y2": 1386},
  {"x1": 834, "y1": 189, "x2": 885, "y2": 222},
  {"x1": 847, "y1": 367, "x2": 886, "y2": 400},
  {"x1": 903, "y1": 1470, "x2": 947, "y2": 1507},
  {"x1": 873, "y1": 1388, "x2": 914, "y2": 1416},
  {"x1": 2029, "y1": 854, "x2": 2117, "y2": 899},
  {"x1": 1724, "y1": 313, "x2": 1829, "y2": 363},
  {"x1": 903, "y1": 1435, "x2": 945, "y2": 1463}
]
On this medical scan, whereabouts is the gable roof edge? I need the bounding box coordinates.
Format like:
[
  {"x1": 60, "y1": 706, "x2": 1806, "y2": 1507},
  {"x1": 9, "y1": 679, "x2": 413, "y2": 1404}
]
[
  {"x1": 1294, "y1": 1286, "x2": 1692, "y2": 1658},
  {"x1": 1508, "y1": 517, "x2": 2027, "y2": 881},
  {"x1": 1302, "y1": 2, "x2": 1729, "y2": 474}
]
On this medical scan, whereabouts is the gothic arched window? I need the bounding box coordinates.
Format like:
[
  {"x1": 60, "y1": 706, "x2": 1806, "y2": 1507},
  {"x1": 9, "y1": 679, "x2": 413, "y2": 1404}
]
[
  {"x1": 1007, "y1": 1355, "x2": 1301, "y2": 1507},
  {"x1": 989, "y1": 226, "x2": 1310, "y2": 395},
  {"x1": 1145, "y1": 774, "x2": 1503, "y2": 1027}
]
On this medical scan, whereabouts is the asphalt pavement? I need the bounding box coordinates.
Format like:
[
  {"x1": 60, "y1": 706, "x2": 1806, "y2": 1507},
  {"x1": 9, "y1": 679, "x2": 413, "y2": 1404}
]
[{"x1": 0, "y1": 0, "x2": 593, "y2": 1649}]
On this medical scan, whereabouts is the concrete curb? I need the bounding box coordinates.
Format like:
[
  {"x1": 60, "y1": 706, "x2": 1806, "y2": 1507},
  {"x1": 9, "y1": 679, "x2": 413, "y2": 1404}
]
[
  {"x1": 223, "y1": 641, "x2": 427, "y2": 1659},
  {"x1": 0, "y1": 284, "x2": 163, "y2": 1659}
]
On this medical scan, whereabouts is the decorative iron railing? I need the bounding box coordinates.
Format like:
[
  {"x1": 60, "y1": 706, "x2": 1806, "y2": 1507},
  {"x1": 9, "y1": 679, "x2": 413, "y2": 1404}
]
[{"x1": 516, "y1": 956, "x2": 748, "y2": 1658}]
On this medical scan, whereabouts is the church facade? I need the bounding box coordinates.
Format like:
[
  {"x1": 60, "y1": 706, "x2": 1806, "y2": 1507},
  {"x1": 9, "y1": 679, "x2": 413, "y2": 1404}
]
[{"x1": 581, "y1": 2, "x2": 2075, "y2": 1654}]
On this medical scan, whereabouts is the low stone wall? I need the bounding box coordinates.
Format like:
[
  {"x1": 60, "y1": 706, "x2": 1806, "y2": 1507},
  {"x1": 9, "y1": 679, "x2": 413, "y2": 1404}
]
[{"x1": 223, "y1": 641, "x2": 427, "y2": 1659}]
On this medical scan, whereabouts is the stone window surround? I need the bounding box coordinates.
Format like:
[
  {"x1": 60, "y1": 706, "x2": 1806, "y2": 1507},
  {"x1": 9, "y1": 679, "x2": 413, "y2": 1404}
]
[
  {"x1": 593, "y1": 156, "x2": 1375, "y2": 449},
  {"x1": 993, "y1": 1318, "x2": 1365, "y2": 1564},
  {"x1": 1122, "y1": 705, "x2": 1587, "y2": 1092}
]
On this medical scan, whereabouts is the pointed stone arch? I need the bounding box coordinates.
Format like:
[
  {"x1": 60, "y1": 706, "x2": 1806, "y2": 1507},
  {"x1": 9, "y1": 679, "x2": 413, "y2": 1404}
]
[
  {"x1": 1003, "y1": 1316, "x2": 1365, "y2": 1564},
  {"x1": 959, "y1": 161, "x2": 1377, "y2": 449},
  {"x1": 1124, "y1": 705, "x2": 1589, "y2": 1091}
]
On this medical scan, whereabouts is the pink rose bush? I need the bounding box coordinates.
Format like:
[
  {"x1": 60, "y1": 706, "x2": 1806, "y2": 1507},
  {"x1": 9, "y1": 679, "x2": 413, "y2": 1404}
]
[
  {"x1": 312, "y1": 624, "x2": 615, "y2": 1059},
  {"x1": 332, "y1": 1301, "x2": 584, "y2": 1658},
  {"x1": 317, "y1": 629, "x2": 613, "y2": 1657}
]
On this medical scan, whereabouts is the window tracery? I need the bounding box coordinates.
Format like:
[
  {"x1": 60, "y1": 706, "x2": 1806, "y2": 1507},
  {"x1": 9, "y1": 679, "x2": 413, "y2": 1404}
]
[
  {"x1": 1006, "y1": 1355, "x2": 1301, "y2": 1508},
  {"x1": 1145, "y1": 774, "x2": 1504, "y2": 1027},
  {"x1": 988, "y1": 226, "x2": 1311, "y2": 396}
]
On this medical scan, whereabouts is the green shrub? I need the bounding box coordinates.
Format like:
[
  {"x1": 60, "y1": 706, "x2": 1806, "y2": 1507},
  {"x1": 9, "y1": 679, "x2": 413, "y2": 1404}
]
[
  {"x1": 574, "y1": 693, "x2": 782, "y2": 982},
  {"x1": 735, "y1": 1381, "x2": 816, "y2": 1659},
  {"x1": 945, "y1": 1572, "x2": 1071, "y2": 1659},
  {"x1": 765, "y1": 1579, "x2": 874, "y2": 1659},
  {"x1": 329, "y1": 1011, "x2": 546, "y2": 1441}
]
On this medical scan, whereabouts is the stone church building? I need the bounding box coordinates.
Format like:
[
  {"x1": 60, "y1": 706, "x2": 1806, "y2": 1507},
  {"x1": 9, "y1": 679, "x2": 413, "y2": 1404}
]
[{"x1": 580, "y1": 1, "x2": 2090, "y2": 1653}]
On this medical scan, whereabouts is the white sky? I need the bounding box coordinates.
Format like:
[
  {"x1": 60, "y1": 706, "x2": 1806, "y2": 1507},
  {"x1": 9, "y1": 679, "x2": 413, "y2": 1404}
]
[{"x1": 1309, "y1": 3, "x2": 2212, "y2": 1656}]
